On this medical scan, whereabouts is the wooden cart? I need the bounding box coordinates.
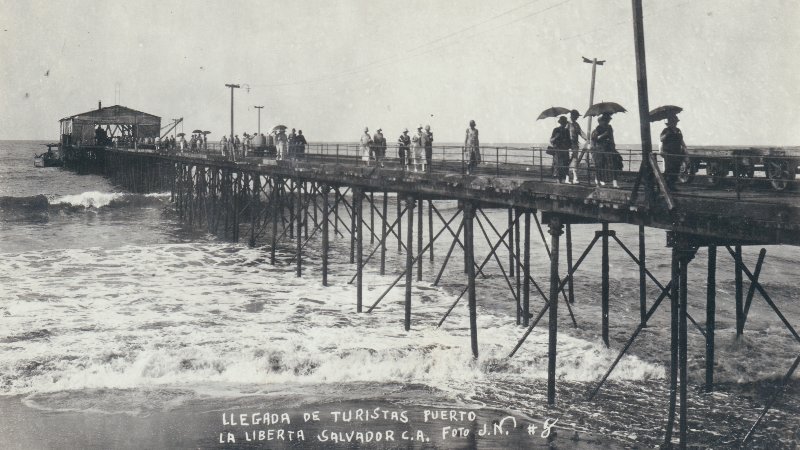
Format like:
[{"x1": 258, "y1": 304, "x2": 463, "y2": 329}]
[{"x1": 676, "y1": 146, "x2": 800, "y2": 191}]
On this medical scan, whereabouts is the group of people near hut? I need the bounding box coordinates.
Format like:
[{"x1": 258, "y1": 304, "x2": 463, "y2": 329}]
[{"x1": 219, "y1": 128, "x2": 307, "y2": 160}]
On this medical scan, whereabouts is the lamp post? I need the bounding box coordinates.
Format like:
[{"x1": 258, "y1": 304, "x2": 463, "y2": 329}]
[
  {"x1": 225, "y1": 83, "x2": 240, "y2": 161},
  {"x1": 254, "y1": 106, "x2": 264, "y2": 134},
  {"x1": 582, "y1": 56, "x2": 605, "y2": 138}
]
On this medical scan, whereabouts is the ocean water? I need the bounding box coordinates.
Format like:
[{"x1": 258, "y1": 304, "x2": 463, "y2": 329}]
[{"x1": 1, "y1": 140, "x2": 798, "y2": 448}]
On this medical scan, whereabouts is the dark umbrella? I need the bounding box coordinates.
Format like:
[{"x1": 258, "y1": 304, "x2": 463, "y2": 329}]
[
  {"x1": 176, "y1": 132, "x2": 185, "y2": 137},
  {"x1": 537, "y1": 107, "x2": 572, "y2": 120},
  {"x1": 271, "y1": 125, "x2": 288, "y2": 133},
  {"x1": 649, "y1": 105, "x2": 683, "y2": 122},
  {"x1": 584, "y1": 102, "x2": 627, "y2": 117},
  {"x1": 202, "y1": 131, "x2": 211, "y2": 135},
  {"x1": 192, "y1": 129, "x2": 203, "y2": 134}
]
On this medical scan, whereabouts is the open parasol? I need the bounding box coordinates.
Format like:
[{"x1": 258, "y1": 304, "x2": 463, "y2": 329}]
[
  {"x1": 271, "y1": 125, "x2": 288, "y2": 133},
  {"x1": 649, "y1": 105, "x2": 683, "y2": 122},
  {"x1": 192, "y1": 129, "x2": 203, "y2": 134},
  {"x1": 537, "y1": 107, "x2": 571, "y2": 120},
  {"x1": 176, "y1": 132, "x2": 185, "y2": 137},
  {"x1": 202, "y1": 131, "x2": 211, "y2": 135},
  {"x1": 584, "y1": 102, "x2": 627, "y2": 117}
]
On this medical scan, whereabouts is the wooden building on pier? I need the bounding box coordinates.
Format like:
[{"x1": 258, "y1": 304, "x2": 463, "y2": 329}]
[{"x1": 59, "y1": 103, "x2": 161, "y2": 147}]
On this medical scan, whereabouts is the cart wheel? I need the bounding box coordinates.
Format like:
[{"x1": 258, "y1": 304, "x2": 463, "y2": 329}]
[
  {"x1": 706, "y1": 161, "x2": 727, "y2": 186},
  {"x1": 766, "y1": 159, "x2": 796, "y2": 191},
  {"x1": 735, "y1": 164, "x2": 755, "y2": 178},
  {"x1": 677, "y1": 159, "x2": 694, "y2": 184}
]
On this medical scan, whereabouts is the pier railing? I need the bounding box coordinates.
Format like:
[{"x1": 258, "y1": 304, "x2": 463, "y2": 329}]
[{"x1": 116, "y1": 141, "x2": 800, "y2": 196}]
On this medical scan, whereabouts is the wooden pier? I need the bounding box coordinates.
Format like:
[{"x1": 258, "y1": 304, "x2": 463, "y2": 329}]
[{"x1": 60, "y1": 142, "x2": 800, "y2": 448}]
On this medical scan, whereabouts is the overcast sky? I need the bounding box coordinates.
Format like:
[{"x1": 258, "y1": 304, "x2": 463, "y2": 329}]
[{"x1": 1, "y1": 0, "x2": 798, "y2": 145}]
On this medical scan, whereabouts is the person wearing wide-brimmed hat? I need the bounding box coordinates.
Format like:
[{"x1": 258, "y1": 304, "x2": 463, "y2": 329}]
[
  {"x1": 372, "y1": 128, "x2": 387, "y2": 166},
  {"x1": 397, "y1": 128, "x2": 411, "y2": 170},
  {"x1": 568, "y1": 109, "x2": 589, "y2": 184},
  {"x1": 549, "y1": 116, "x2": 571, "y2": 182},
  {"x1": 590, "y1": 112, "x2": 619, "y2": 187},
  {"x1": 360, "y1": 127, "x2": 372, "y2": 166},
  {"x1": 464, "y1": 120, "x2": 480, "y2": 175},
  {"x1": 410, "y1": 126, "x2": 424, "y2": 172},
  {"x1": 423, "y1": 124, "x2": 433, "y2": 172},
  {"x1": 660, "y1": 114, "x2": 687, "y2": 189}
]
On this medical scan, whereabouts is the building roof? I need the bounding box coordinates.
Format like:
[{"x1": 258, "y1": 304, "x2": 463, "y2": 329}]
[{"x1": 61, "y1": 105, "x2": 160, "y2": 126}]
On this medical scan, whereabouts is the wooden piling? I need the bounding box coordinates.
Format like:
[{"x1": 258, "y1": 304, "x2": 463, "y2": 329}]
[
  {"x1": 428, "y1": 200, "x2": 434, "y2": 263},
  {"x1": 270, "y1": 177, "x2": 280, "y2": 265},
  {"x1": 678, "y1": 243, "x2": 689, "y2": 449},
  {"x1": 508, "y1": 209, "x2": 514, "y2": 278}
]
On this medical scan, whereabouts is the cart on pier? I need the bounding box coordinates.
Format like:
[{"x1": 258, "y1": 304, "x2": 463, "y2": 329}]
[{"x1": 675, "y1": 145, "x2": 800, "y2": 191}]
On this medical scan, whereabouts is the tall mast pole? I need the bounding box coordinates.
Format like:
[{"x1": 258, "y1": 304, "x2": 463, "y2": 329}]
[
  {"x1": 631, "y1": 0, "x2": 654, "y2": 201},
  {"x1": 582, "y1": 56, "x2": 605, "y2": 141},
  {"x1": 254, "y1": 106, "x2": 264, "y2": 134},
  {"x1": 225, "y1": 83, "x2": 240, "y2": 161}
]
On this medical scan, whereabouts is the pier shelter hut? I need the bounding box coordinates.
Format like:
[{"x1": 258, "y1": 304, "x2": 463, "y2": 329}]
[{"x1": 60, "y1": 104, "x2": 161, "y2": 148}]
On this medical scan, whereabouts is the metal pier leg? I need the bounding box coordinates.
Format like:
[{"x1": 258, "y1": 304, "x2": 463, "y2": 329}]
[
  {"x1": 678, "y1": 242, "x2": 690, "y2": 449},
  {"x1": 665, "y1": 245, "x2": 679, "y2": 447},
  {"x1": 566, "y1": 223, "x2": 575, "y2": 305},
  {"x1": 515, "y1": 208, "x2": 522, "y2": 313},
  {"x1": 706, "y1": 245, "x2": 716, "y2": 392},
  {"x1": 735, "y1": 244, "x2": 743, "y2": 338},
  {"x1": 397, "y1": 197, "x2": 402, "y2": 254},
  {"x1": 250, "y1": 175, "x2": 260, "y2": 247},
  {"x1": 350, "y1": 189, "x2": 356, "y2": 264},
  {"x1": 334, "y1": 187, "x2": 340, "y2": 237},
  {"x1": 602, "y1": 222, "x2": 610, "y2": 347},
  {"x1": 304, "y1": 182, "x2": 309, "y2": 239},
  {"x1": 417, "y1": 197, "x2": 423, "y2": 281},
  {"x1": 370, "y1": 191, "x2": 375, "y2": 245},
  {"x1": 428, "y1": 200, "x2": 434, "y2": 263},
  {"x1": 464, "y1": 201, "x2": 478, "y2": 359},
  {"x1": 296, "y1": 180, "x2": 303, "y2": 277},
  {"x1": 508, "y1": 208, "x2": 515, "y2": 278},
  {"x1": 270, "y1": 178, "x2": 280, "y2": 265},
  {"x1": 639, "y1": 224, "x2": 647, "y2": 326},
  {"x1": 523, "y1": 211, "x2": 531, "y2": 327},
  {"x1": 322, "y1": 185, "x2": 329, "y2": 286},
  {"x1": 547, "y1": 216, "x2": 563, "y2": 405},
  {"x1": 288, "y1": 179, "x2": 295, "y2": 240},
  {"x1": 381, "y1": 191, "x2": 388, "y2": 275},
  {"x1": 356, "y1": 189, "x2": 363, "y2": 313},
  {"x1": 404, "y1": 196, "x2": 415, "y2": 331}
]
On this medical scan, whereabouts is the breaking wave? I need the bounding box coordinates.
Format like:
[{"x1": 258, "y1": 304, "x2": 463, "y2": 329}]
[{"x1": 0, "y1": 191, "x2": 169, "y2": 219}]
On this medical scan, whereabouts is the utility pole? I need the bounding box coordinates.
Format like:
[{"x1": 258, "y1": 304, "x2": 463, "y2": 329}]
[
  {"x1": 631, "y1": 0, "x2": 654, "y2": 203},
  {"x1": 254, "y1": 106, "x2": 264, "y2": 134},
  {"x1": 225, "y1": 83, "x2": 240, "y2": 161},
  {"x1": 582, "y1": 56, "x2": 605, "y2": 141}
]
